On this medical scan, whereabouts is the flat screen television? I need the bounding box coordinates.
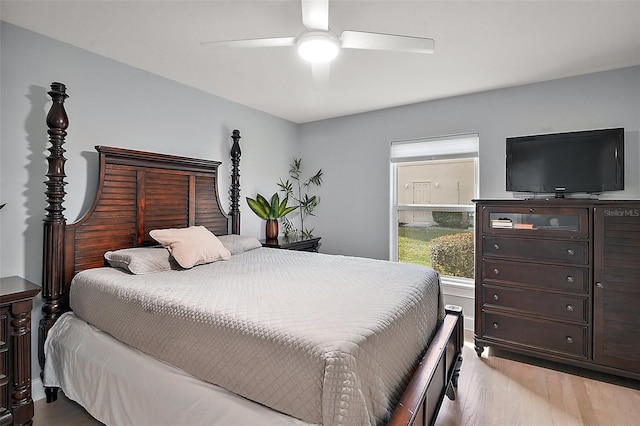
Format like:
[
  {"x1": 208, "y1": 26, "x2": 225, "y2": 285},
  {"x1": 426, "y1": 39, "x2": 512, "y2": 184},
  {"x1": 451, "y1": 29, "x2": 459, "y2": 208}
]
[{"x1": 506, "y1": 128, "x2": 624, "y2": 197}]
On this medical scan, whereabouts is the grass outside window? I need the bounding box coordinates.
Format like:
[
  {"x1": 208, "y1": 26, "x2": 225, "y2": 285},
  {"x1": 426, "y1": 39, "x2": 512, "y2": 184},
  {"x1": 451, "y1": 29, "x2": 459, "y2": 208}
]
[{"x1": 398, "y1": 225, "x2": 473, "y2": 278}]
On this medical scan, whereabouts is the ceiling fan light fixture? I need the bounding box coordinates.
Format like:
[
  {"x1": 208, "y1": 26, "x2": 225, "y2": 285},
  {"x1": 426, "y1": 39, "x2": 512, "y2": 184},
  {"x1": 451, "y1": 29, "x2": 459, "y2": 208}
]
[{"x1": 297, "y1": 31, "x2": 340, "y2": 63}]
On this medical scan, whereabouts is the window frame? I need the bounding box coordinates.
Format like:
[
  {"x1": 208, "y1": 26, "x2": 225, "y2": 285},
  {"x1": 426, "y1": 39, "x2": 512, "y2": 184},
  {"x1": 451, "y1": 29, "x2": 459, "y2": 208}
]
[{"x1": 390, "y1": 133, "x2": 479, "y2": 285}]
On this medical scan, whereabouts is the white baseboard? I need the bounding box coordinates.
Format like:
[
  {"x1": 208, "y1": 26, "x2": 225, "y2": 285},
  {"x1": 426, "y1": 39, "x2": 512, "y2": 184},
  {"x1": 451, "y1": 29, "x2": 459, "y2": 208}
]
[
  {"x1": 463, "y1": 316, "x2": 475, "y2": 333},
  {"x1": 32, "y1": 377, "x2": 45, "y2": 401},
  {"x1": 441, "y1": 278, "x2": 475, "y2": 332},
  {"x1": 441, "y1": 278, "x2": 475, "y2": 299}
]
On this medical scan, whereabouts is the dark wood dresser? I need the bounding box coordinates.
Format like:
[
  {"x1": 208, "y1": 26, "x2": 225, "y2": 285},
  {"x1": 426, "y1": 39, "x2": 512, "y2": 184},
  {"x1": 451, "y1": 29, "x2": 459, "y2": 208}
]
[
  {"x1": 0, "y1": 276, "x2": 40, "y2": 426},
  {"x1": 260, "y1": 236, "x2": 321, "y2": 252},
  {"x1": 474, "y1": 199, "x2": 640, "y2": 380}
]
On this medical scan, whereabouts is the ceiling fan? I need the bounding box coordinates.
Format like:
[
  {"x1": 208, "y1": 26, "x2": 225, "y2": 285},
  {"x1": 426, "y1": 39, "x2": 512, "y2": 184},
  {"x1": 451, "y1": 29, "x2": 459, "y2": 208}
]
[{"x1": 201, "y1": 0, "x2": 435, "y2": 84}]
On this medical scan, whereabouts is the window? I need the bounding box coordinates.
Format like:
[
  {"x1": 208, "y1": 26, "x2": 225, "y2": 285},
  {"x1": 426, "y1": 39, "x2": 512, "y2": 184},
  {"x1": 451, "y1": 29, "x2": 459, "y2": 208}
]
[{"x1": 390, "y1": 134, "x2": 479, "y2": 283}]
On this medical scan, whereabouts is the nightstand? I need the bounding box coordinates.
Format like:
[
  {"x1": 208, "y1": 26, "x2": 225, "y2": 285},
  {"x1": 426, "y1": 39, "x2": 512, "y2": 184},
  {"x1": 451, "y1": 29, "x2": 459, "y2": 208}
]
[
  {"x1": 260, "y1": 236, "x2": 321, "y2": 252},
  {"x1": 1, "y1": 276, "x2": 40, "y2": 426}
]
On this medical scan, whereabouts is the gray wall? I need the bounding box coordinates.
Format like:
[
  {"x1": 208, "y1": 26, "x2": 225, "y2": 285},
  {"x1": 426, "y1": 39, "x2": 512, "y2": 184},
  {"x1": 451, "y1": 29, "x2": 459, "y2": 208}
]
[
  {"x1": 1, "y1": 22, "x2": 299, "y2": 379},
  {"x1": 300, "y1": 66, "x2": 640, "y2": 259}
]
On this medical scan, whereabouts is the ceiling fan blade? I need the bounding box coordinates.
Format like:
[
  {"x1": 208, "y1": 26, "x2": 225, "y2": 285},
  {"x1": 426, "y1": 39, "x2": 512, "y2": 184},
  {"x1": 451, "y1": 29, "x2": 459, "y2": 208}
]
[
  {"x1": 311, "y1": 61, "x2": 330, "y2": 90},
  {"x1": 201, "y1": 37, "x2": 296, "y2": 49},
  {"x1": 340, "y1": 31, "x2": 434, "y2": 54},
  {"x1": 301, "y1": 0, "x2": 329, "y2": 31}
]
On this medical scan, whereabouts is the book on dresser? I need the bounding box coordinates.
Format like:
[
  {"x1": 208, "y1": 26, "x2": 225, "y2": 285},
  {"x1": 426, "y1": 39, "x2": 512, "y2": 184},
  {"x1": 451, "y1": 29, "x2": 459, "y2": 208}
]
[
  {"x1": 512, "y1": 223, "x2": 534, "y2": 229},
  {"x1": 474, "y1": 199, "x2": 640, "y2": 381},
  {"x1": 490, "y1": 219, "x2": 513, "y2": 229}
]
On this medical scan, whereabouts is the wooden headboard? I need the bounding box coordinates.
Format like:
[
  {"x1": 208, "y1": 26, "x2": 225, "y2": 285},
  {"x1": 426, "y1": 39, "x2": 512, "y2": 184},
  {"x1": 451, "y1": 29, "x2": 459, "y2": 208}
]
[
  {"x1": 38, "y1": 82, "x2": 242, "y2": 367},
  {"x1": 63, "y1": 146, "x2": 233, "y2": 277}
]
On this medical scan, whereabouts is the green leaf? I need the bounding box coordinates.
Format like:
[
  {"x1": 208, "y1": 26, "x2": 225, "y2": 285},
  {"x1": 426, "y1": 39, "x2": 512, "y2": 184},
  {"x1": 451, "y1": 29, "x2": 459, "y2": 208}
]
[
  {"x1": 281, "y1": 205, "x2": 298, "y2": 217},
  {"x1": 270, "y1": 193, "x2": 280, "y2": 219},
  {"x1": 246, "y1": 197, "x2": 269, "y2": 219},
  {"x1": 305, "y1": 169, "x2": 323, "y2": 187},
  {"x1": 301, "y1": 194, "x2": 318, "y2": 210},
  {"x1": 289, "y1": 158, "x2": 302, "y2": 180},
  {"x1": 276, "y1": 197, "x2": 293, "y2": 217},
  {"x1": 278, "y1": 178, "x2": 293, "y2": 194},
  {"x1": 256, "y1": 194, "x2": 271, "y2": 212},
  {"x1": 248, "y1": 192, "x2": 300, "y2": 220},
  {"x1": 281, "y1": 216, "x2": 297, "y2": 238}
]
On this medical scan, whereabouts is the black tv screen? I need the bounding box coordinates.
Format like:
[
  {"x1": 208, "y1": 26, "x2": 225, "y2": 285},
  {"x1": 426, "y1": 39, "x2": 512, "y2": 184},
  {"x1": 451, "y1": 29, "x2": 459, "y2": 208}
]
[{"x1": 506, "y1": 128, "x2": 624, "y2": 196}]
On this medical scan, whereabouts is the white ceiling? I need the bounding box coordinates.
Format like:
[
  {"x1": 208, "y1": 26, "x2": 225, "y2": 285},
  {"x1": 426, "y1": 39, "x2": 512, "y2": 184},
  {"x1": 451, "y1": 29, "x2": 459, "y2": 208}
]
[{"x1": 2, "y1": 0, "x2": 640, "y2": 123}]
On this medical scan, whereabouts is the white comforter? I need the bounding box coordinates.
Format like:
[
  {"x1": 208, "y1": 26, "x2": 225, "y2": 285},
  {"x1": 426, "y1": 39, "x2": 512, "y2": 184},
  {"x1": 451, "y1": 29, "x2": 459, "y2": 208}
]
[{"x1": 67, "y1": 248, "x2": 442, "y2": 425}]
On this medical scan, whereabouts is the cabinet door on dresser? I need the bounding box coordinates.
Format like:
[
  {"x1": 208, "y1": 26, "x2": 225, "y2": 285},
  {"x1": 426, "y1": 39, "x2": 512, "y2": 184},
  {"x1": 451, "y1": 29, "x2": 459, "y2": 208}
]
[
  {"x1": 0, "y1": 306, "x2": 9, "y2": 425},
  {"x1": 593, "y1": 206, "x2": 640, "y2": 373}
]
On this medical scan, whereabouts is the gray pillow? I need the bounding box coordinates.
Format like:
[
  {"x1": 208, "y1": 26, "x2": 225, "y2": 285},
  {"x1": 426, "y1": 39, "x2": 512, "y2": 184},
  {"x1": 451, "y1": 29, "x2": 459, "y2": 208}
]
[
  {"x1": 217, "y1": 235, "x2": 262, "y2": 255},
  {"x1": 104, "y1": 247, "x2": 177, "y2": 274}
]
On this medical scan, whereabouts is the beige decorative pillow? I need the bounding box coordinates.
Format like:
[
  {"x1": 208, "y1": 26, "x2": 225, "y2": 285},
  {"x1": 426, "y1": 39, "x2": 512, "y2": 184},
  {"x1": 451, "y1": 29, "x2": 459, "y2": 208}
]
[
  {"x1": 149, "y1": 226, "x2": 231, "y2": 269},
  {"x1": 104, "y1": 247, "x2": 177, "y2": 274}
]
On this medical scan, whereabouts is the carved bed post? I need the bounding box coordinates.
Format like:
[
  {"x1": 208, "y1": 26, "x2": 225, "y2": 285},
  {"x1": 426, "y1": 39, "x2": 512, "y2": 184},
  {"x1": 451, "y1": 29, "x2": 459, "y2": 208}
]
[
  {"x1": 230, "y1": 129, "x2": 241, "y2": 235},
  {"x1": 38, "y1": 82, "x2": 69, "y2": 379}
]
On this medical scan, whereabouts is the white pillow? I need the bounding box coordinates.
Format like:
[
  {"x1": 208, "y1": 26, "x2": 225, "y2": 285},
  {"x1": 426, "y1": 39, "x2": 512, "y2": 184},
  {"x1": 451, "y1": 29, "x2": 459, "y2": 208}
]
[
  {"x1": 149, "y1": 226, "x2": 231, "y2": 269},
  {"x1": 217, "y1": 235, "x2": 262, "y2": 255}
]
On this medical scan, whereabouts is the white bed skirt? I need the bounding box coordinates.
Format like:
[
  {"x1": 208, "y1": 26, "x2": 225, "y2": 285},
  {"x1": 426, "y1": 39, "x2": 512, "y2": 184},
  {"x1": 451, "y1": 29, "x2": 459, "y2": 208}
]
[{"x1": 43, "y1": 312, "x2": 311, "y2": 426}]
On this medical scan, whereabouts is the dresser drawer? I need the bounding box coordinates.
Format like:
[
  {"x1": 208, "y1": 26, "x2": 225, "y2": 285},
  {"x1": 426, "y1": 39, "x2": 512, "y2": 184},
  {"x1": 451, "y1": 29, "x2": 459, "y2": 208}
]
[
  {"x1": 482, "y1": 260, "x2": 589, "y2": 293},
  {"x1": 482, "y1": 284, "x2": 588, "y2": 322},
  {"x1": 483, "y1": 236, "x2": 589, "y2": 265},
  {"x1": 481, "y1": 311, "x2": 588, "y2": 358}
]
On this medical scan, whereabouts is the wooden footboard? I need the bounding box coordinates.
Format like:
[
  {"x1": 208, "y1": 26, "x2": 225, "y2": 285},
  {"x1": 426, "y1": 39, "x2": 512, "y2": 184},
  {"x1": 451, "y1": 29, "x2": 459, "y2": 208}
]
[{"x1": 388, "y1": 305, "x2": 464, "y2": 426}]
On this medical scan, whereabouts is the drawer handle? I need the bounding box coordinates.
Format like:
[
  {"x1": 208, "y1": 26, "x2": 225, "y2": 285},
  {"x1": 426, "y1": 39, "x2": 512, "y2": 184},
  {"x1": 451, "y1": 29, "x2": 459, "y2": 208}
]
[
  {"x1": 596, "y1": 282, "x2": 604, "y2": 289},
  {"x1": 493, "y1": 268, "x2": 500, "y2": 275},
  {"x1": 493, "y1": 294, "x2": 499, "y2": 301},
  {"x1": 566, "y1": 304, "x2": 574, "y2": 312},
  {"x1": 494, "y1": 244, "x2": 500, "y2": 250},
  {"x1": 566, "y1": 276, "x2": 575, "y2": 283},
  {"x1": 567, "y1": 249, "x2": 575, "y2": 256},
  {"x1": 493, "y1": 322, "x2": 499, "y2": 329},
  {"x1": 566, "y1": 336, "x2": 573, "y2": 344}
]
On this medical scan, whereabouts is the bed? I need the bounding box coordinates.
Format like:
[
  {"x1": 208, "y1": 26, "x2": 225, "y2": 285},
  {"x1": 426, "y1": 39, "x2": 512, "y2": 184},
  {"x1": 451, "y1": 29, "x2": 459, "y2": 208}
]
[{"x1": 38, "y1": 82, "x2": 463, "y2": 426}]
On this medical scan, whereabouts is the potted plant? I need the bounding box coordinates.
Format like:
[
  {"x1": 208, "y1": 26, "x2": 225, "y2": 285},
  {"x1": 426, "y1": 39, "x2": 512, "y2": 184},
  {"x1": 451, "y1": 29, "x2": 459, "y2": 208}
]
[
  {"x1": 278, "y1": 158, "x2": 323, "y2": 238},
  {"x1": 246, "y1": 193, "x2": 297, "y2": 239}
]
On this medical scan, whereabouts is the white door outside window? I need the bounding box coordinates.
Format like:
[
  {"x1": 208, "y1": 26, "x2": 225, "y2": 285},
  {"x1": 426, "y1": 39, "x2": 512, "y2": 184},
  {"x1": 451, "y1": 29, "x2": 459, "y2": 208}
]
[{"x1": 412, "y1": 181, "x2": 430, "y2": 223}]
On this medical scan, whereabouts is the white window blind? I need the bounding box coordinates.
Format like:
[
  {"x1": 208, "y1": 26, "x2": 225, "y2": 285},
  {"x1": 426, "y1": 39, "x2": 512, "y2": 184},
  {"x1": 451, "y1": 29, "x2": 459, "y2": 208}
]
[{"x1": 391, "y1": 133, "x2": 479, "y2": 163}]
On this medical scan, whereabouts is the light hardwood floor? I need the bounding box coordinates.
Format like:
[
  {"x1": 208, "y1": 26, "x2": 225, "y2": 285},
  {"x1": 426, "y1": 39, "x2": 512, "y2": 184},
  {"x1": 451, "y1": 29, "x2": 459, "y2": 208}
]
[
  {"x1": 436, "y1": 340, "x2": 640, "y2": 426},
  {"x1": 33, "y1": 393, "x2": 103, "y2": 426},
  {"x1": 34, "y1": 339, "x2": 640, "y2": 426}
]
